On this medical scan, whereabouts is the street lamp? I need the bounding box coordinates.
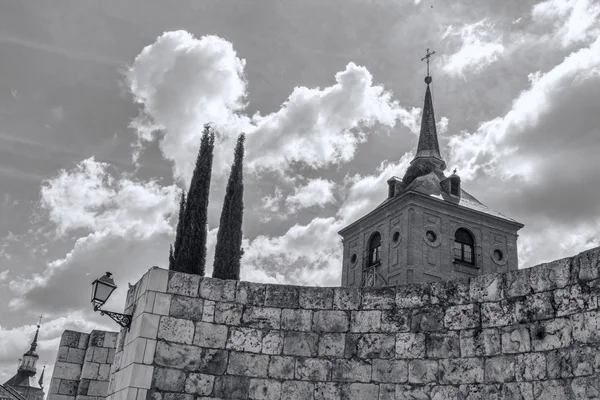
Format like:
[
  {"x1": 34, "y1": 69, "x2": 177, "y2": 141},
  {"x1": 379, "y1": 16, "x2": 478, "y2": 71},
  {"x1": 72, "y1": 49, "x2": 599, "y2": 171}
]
[{"x1": 91, "y1": 272, "x2": 132, "y2": 330}]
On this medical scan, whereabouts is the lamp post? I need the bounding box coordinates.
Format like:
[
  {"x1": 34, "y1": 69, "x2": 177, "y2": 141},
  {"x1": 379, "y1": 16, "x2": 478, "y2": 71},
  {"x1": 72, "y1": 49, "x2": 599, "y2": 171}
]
[{"x1": 91, "y1": 272, "x2": 132, "y2": 330}]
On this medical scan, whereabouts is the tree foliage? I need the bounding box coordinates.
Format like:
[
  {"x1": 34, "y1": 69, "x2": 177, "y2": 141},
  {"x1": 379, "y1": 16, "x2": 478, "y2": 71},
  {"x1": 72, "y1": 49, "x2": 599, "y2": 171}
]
[
  {"x1": 213, "y1": 133, "x2": 245, "y2": 280},
  {"x1": 402, "y1": 160, "x2": 438, "y2": 186}
]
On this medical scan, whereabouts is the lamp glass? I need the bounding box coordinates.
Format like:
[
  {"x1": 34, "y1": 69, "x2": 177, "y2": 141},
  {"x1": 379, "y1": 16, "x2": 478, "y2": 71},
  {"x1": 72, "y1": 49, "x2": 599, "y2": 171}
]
[{"x1": 91, "y1": 273, "x2": 117, "y2": 304}]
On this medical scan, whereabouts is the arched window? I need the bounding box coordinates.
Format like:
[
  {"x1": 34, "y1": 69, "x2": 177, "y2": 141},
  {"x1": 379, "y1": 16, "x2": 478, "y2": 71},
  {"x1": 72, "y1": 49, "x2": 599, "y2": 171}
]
[
  {"x1": 454, "y1": 228, "x2": 474, "y2": 265},
  {"x1": 368, "y1": 232, "x2": 381, "y2": 267}
]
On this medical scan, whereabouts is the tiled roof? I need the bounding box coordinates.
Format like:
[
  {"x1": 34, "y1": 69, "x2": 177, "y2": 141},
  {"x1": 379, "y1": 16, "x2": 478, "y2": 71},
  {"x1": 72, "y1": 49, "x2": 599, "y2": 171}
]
[{"x1": 0, "y1": 384, "x2": 28, "y2": 400}]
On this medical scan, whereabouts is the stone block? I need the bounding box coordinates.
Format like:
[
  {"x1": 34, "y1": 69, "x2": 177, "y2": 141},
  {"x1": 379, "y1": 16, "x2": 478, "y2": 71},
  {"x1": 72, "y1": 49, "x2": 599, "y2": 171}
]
[
  {"x1": 515, "y1": 353, "x2": 546, "y2": 381},
  {"x1": 87, "y1": 381, "x2": 109, "y2": 396},
  {"x1": 184, "y1": 373, "x2": 214, "y2": 396},
  {"x1": 265, "y1": 285, "x2": 299, "y2": 308},
  {"x1": 281, "y1": 309, "x2": 313, "y2": 332},
  {"x1": 426, "y1": 332, "x2": 460, "y2": 358},
  {"x1": 444, "y1": 304, "x2": 480, "y2": 330},
  {"x1": 481, "y1": 300, "x2": 516, "y2": 328},
  {"x1": 408, "y1": 360, "x2": 437, "y2": 383},
  {"x1": 501, "y1": 382, "x2": 533, "y2": 400},
  {"x1": 532, "y1": 380, "x2": 572, "y2": 400},
  {"x1": 91, "y1": 347, "x2": 109, "y2": 363},
  {"x1": 505, "y1": 268, "x2": 532, "y2": 298},
  {"x1": 66, "y1": 348, "x2": 86, "y2": 364},
  {"x1": 571, "y1": 310, "x2": 600, "y2": 344},
  {"x1": 350, "y1": 310, "x2": 381, "y2": 332},
  {"x1": 531, "y1": 318, "x2": 573, "y2": 351},
  {"x1": 201, "y1": 300, "x2": 215, "y2": 322},
  {"x1": 167, "y1": 272, "x2": 201, "y2": 297},
  {"x1": 378, "y1": 383, "x2": 395, "y2": 400},
  {"x1": 411, "y1": 307, "x2": 444, "y2": 332},
  {"x1": 546, "y1": 347, "x2": 595, "y2": 379},
  {"x1": 530, "y1": 257, "x2": 572, "y2": 292},
  {"x1": 396, "y1": 284, "x2": 431, "y2": 308},
  {"x1": 193, "y1": 321, "x2": 228, "y2": 348},
  {"x1": 460, "y1": 328, "x2": 501, "y2": 357},
  {"x1": 237, "y1": 281, "x2": 266, "y2": 306},
  {"x1": 571, "y1": 376, "x2": 600, "y2": 399},
  {"x1": 57, "y1": 346, "x2": 69, "y2": 362},
  {"x1": 439, "y1": 358, "x2": 484, "y2": 384},
  {"x1": 314, "y1": 382, "x2": 341, "y2": 400},
  {"x1": 154, "y1": 342, "x2": 227, "y2": 374},
  {"x1": 341, "y1": 383, "x2": 380, "y2": 399},
  {"x1": 153, "y1": 367, "x2": 186, "y2": 391},
  {"x1": 484, "y1": 355, "x2": 515, "y2": 383},
  {"x1": 227, "y1": 351, "x2": 269, "y2": 378},
  {"x1": 77, "y1": 378, "x2": 89, "y2": 395},
  {"x1": 299, "y1": 286, "x2": 334, "y2": 309},
  {"x1": 471, "y1": 273, "x2": 504, "y2": 302},
  {"x1": 214, "y1": 302, "x2": 244, "y2": 325},
  {"x1": 98, "y1": 364, "x2": 111, "y2": 380},
  {"x1": 430, "y1": 278, "x2": 470, "y2": 305},
  {"x1": 381, "y1": 309, "x2": 410, "y2": 332},
  {"x1": 333, "y1": 287, "x2": 361, "y2": 310},
  {"x1": 318, "y1": 333, "x2": 346, "y2": 357},
  {"x1": 331, "y1": 359, "x2": 372, "y2": 382},
  {"x1": 312, "y1": 311, "x2": 349, "y2": 333},
  {"x1": 58, "y1": 379, "x2": 78, "y2": 395},
  {"x1": 199, "y1": 278, "x2": 236, "y2": 302},
  {"x1": 514, "y1": 292, "x2": 554, "y2": 323},
  {"x1": 53, "y1": 362, "x2": 82, "y2": 380},
  {"x1": 262, "y1": 330, "x2": 283, "y2": 355},
  {"x1": 458, "y1": 384, "x2": 501, "y2": 400},
  {"x1": 226, "y1": 327, "x2": 263, "y2": 353},
  {"x1": 242, "y1": 307, "x2": 281, "y2": 329},
  {"x1": 268, "y1": 356, "x2": 295, "y2": 379},
  {"x1": 60, "y1": 331, "x2": 81, "y2": 347},
  {"x1": 152, "y1": 292, "x2": 171, "y2": 316},
  {"x1": 295, "y1": 358, "x2": 332, "y2": 381},
  {"x1": 214, "y1": 375, "x2": 250, "y2": 399},
  {"x1": 501, "y1": 325, "x2": 531, "y2": 354},
  {"x1": 90, "y1": 331, "x2": 106, "y2": 347},
  {"x1": 395, "y1": 333, "x2": 426, "y2": 359},
  {"x1": 80, "y1": 362, "x2": 99, "y2": 380},
  {"x1": 577, "y1": 247, "x2": 600, "y2": 281},
  {"x1": 361, "y1": 287, "x2": 396, "y2": 310},
  {"x1": 395, "y1": 385, "x2": 432, "y2": 399},
  {"x1": 283, "y1": 331, "x2": 319, "y2": 357},
  {"x1": 157, "y1": 316, "x2": 194, "y2": 344},
  {"x1": 169, "y1": 295, "x2": 204, "y2": 321},
  {"x1": 281, "y1": 381, "x2": 314, "y2": 400},
  {"x1": 371, "y1": 359, "x2": 408, "y2": 383},
  {"x1": 355, "y1": 333, "x2": 395, "y2": 359},
  {"x1": 249, "y1": 378, "x2": 281, "y2": 400},
  {"x1": 554, "y1": 285, "x2": 592, "y2": 317}
]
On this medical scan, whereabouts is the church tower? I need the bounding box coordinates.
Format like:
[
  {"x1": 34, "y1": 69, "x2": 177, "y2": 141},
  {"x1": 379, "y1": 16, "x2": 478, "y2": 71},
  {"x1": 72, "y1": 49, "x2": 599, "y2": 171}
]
[
  {"x1": 338, "y1": 51, "x2": 523, "y2": 287},
  {"x1": 3, "y1": 321, "x2": 45, "y2": 400}
]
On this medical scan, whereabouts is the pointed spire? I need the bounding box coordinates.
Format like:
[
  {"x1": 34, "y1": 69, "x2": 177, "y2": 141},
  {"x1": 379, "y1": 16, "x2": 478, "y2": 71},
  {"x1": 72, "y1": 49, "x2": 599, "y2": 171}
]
[
  {"x1": 28, "y1": 317, "x2": 42, "y2": 353},
  {"x1": 38, "y1": 366, "x2": 45, "y2": 388},
  {"x1": 411, "y1": 49, "x2": 446, "y2": 171}
]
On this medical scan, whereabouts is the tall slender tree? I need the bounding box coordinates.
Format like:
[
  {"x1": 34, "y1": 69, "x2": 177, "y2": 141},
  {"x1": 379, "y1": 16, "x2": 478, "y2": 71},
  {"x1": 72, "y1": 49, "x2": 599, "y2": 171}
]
[
  {"x1": 213, "y1": 133, "x2": 245, "y2": 280},
  {"x1": 169, "y1": 191, "x2": 186, "y2": 269},
  {"x1": 171, "y1": 124, "x2": 215, "y2": 275}
]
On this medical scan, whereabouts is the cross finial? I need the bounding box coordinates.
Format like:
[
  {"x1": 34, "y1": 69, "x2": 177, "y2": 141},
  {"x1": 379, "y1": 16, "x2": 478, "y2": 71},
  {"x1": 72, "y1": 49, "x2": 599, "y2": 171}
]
[
  {"x1": 37, "y1": 315, "x2": 43, "y2": 326},
  {"x1": 421, "y1": 48, "x2": 436, "y2": 80}
]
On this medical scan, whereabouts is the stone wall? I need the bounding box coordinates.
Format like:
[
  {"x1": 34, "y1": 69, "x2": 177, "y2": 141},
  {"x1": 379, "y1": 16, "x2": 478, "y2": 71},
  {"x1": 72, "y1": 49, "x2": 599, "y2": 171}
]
[
  {"x1": 102, "y1": 247, "x2": 600, "y2": 400},
  {"x1": 49, "y1": 330, "x2": 118, "y2": 400}
]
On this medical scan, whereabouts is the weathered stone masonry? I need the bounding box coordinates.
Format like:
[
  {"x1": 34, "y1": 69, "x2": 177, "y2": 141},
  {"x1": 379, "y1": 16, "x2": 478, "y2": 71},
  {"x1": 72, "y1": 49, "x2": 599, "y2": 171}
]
[{"x1": 95, "y1": 247, "x2": 600, "y2": 400}]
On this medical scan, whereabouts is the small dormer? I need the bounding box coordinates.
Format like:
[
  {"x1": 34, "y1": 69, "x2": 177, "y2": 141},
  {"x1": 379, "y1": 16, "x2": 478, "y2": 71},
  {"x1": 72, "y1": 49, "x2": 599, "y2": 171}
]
[{"x1": 442, "y1": 170, "x2": 461, "y2": 198}]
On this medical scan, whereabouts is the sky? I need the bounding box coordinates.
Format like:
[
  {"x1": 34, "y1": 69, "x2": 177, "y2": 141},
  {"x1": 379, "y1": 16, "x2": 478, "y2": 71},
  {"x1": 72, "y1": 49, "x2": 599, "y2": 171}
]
[{"x1": 1, "y1": 0, "x2": 599, "y2": 390}]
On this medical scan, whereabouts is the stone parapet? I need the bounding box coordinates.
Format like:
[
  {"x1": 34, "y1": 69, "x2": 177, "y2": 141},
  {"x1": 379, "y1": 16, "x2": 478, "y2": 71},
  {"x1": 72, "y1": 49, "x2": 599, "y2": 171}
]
[{"x1": 101, "y1": 247, "x2": 600, "y2": 399}]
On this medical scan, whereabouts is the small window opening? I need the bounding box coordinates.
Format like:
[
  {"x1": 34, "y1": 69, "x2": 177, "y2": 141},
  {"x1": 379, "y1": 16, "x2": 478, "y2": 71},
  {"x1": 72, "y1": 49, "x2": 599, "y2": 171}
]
[
  {"x1": 368, "y1": 232, "x2": 381, "y2": 267},
  {"x1": 453, "y1": 228, "x2": 475, "y2": 265}
]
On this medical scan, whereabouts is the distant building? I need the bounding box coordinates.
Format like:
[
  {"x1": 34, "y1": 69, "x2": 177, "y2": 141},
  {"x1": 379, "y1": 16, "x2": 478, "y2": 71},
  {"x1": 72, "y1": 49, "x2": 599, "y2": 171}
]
[
  {"x1": 2, "y1": 323, "x2": 45, "y2": 400},
  {"x1": 339, "y1": 72, "x2": 524, "y2": 287}
]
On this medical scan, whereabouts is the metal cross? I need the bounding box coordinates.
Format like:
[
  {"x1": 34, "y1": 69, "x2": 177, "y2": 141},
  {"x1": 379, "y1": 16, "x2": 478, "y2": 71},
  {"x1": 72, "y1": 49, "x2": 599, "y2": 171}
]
[
  {"x1": 37, "y1": 315, "x2": 43, "y2": 326},
  {"x1": 421, "y1": 48, "x2": 436, "y2": 76}
]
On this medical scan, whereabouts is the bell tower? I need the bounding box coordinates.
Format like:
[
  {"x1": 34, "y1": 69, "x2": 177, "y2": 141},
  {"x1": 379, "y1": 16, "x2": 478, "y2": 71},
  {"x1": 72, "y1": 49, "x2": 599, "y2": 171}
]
[{"x1": 339, "y1": 50, "x2": 523, "y2": 287}]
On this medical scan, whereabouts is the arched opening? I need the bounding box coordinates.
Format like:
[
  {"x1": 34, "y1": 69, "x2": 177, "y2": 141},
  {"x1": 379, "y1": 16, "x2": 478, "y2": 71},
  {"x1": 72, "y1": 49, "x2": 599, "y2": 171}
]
[
  {"x1": 454, "y1": 228, "x2": 474, "y2": 265},
  {"x1": 368, "y1": 232, "x2": 381, "y2": 267}
]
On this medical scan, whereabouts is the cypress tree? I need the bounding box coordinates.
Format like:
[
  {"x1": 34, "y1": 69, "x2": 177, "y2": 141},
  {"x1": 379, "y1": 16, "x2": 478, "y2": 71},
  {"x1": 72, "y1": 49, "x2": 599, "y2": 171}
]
[
  {"x1": 213, "y1": 133, "x2": 245, "y2": 280},
  {"x1": 173, "y1": 124, "x2": 215, "y2": 275},
  {"x1": 169, "y1": 191, "x2": 186, "y2": 270}
]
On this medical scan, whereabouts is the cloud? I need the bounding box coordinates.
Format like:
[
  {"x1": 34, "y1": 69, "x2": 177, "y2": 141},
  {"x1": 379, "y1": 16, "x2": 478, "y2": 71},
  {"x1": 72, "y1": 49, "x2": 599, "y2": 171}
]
[
  {"x1": 127, "y1": 32, "x2": 416, "y2": 181},
  {"x1": 40, "y1": 157, "x2": 178, "y2": 238},
  {"x1": 532, "y1": 0, "x2": 600, "y2": 47},
  {"x1": 441, "y1": 18, "x2": 505, "y2": 77},
  {"x1": 285, "y1": 179, "x2": 336, "y2": 213}
]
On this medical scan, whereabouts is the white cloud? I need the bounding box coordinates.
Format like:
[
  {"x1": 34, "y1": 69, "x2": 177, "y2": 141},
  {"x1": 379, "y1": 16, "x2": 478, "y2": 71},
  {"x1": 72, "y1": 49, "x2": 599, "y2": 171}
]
[
  {"x1": 441, "y1": 18, "x2": 505, "y2": 77},
  {"x1": 285, "y1": 179, "x2": 336, "y2": 213},
  {"x1": 448, "y1": 35, "x2": 600, "y2": 181},
  {"x1": 127, "y1": 32, "x2": 417, "y2": 181},
  {"x1": 532, "y1": 0, "x2": 600, "y2": 48},
  {"x1": 40, "y1": 157, "x2": 178, "y2": 238}
]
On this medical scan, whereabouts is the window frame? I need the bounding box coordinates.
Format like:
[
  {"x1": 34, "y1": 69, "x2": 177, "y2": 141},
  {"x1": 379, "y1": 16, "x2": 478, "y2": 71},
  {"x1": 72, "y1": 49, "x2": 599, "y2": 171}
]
[
  {"x1": 453, "y1": 228, "x2": 475, "y2": 266},
  {"x1": 367, "y1": 232, "x2": 382, "y2": 267}
]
